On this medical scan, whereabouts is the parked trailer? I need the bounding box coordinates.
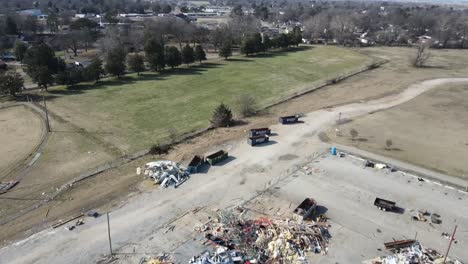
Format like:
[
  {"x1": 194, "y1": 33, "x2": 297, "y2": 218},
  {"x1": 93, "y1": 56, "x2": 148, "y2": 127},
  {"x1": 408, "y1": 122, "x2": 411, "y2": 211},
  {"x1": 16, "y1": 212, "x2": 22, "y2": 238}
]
[
  {"x1": 384, "y1": 239, "x2": 416, "y2": 250},
  {"x1": 248, "y1": 128, "x2": 271, "y2": 138},
  {"x1": 248, "y1": 135, "x2": 269, "y2": 146},
  {"x1": 206, "y1": 150, "x2": 228, "y2": 166},
  {"x1": 279, "y1": 115, "x2": 300, "y2": 124},
  {"x1": 293, "y1": 198, "x2": 317, "y2": 220},
  {"x1": 374, "y1": 197, "x2": 397, "y2": 212},
  {"x1": 187, "y1": 155, "x2": 204, "y2": 173}
]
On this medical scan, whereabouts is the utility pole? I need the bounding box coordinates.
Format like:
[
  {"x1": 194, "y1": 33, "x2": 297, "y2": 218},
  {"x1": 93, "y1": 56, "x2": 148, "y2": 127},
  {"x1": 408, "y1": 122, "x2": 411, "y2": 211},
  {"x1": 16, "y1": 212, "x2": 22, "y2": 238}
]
[
  {"x1": 443, "y1": 225, "x2": 458, "y2": 264},
  {"x1": 42, "y1": 88, "x2": 51, "y2": 132},
  {"x1": 107, "y1": 212, "x2": 113, "y2": 256}
]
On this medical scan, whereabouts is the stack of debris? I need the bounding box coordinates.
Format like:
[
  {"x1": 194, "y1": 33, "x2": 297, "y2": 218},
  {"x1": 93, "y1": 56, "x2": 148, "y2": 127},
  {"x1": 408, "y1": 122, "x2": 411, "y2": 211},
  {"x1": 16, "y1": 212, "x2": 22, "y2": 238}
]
[
  {"x1": 365, "y1": 240, "x2": 463, "y2": 264},
  {"x1": 144, "y1": 161, "x2": 190, "y2": 188},
  {"x1": 191, "y1": 210, "x2": 331, "y2": 263}
]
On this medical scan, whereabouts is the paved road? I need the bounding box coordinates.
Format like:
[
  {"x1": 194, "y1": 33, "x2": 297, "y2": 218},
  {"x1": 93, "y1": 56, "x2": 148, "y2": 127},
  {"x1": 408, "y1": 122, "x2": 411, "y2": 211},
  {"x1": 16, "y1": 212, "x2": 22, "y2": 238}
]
[{"x1": 1, "y1": 78, "x2": 468, "y2": 264}]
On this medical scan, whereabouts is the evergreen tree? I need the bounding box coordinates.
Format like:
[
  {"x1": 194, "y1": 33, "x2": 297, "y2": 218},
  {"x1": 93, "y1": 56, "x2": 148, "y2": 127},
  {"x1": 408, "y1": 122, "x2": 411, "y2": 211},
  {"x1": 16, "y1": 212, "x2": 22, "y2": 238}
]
[
  {"x1": 181, "y1": 44, "x2": 195, "y2": 65},
  {"x1": 105, "y1": 45, "x2": 127, "y2": 78},
  {"x1": 263, "y1": 35, "x2": 272, "y2": 51},
  {"x1": 219, "y1": 42, "x2": 232, "y2": 60},
  {"x1": 5, "y1": 16, "x2": 18, "y2": 35},
  {"x1": 210, "y1": 103, "x2": 233, "y2": 128},
  {"x1": 194, "y1": 45, "x2": 207, "y2": 63},
  {"x1": 127, "y1": 54, "x2": 145, "y2": 75},
  {"x1": 23, "y1": 43, "x2": 63, "y2": 90},
  {"x1": 83, "y1": 57, "x2": 104, "y2": 82},
  {"x1": 0, "y1": 72, "x2": 23, "y2": 96},
  {"x1": 145, "y1": 38, "x2": 165, "y2": 71},
  {"x1": 165, "y1": 46, "x2": 182, "y2": 69},
  {"x1": 14, "y1": 42, "x2": 28, "y2": 62}
]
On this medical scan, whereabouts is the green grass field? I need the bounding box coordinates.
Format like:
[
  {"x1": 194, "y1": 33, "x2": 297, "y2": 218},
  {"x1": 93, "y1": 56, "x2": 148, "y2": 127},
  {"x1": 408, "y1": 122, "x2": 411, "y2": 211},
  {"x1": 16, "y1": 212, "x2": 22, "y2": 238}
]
[{"x1": 45, "y1": 46, "x2": 372, "y2": 152}]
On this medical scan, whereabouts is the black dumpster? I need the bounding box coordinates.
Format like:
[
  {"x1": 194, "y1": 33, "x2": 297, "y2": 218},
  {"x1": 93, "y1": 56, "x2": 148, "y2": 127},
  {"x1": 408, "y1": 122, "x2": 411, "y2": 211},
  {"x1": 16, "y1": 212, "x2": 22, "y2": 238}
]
[
  {"x1": 187, "y1": 155, "x2": 204, "y2": 173},
  {"x1": 248, "y1": 128, "x2": 271, "y2": 138},
  {"x1": 248, "y1": 135, "x2": 269, "y2": 146},
  {"x1": 206, "y1": 150, "x2": 228, "y2": 165},
  {"x1": 279, "y1": 115, "x2": 299, "y2": 124}
]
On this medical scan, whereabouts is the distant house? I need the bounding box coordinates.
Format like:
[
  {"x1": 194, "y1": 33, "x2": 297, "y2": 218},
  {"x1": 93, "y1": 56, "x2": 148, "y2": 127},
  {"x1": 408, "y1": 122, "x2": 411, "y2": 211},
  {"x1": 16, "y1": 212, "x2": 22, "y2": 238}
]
[
  {"x1": 18, "y1": 9, "x2": 43, "y2": 17},
  {"x1": 1, "y1": 53, "x2": 16, "y2": 62}
]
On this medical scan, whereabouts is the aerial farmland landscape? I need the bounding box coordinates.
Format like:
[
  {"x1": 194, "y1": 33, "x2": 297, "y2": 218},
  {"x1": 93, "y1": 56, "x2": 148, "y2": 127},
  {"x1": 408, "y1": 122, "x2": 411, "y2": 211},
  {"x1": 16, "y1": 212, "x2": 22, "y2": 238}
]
[{"x1": 0, "y1": 0, "x2": 468, "y2": 263}]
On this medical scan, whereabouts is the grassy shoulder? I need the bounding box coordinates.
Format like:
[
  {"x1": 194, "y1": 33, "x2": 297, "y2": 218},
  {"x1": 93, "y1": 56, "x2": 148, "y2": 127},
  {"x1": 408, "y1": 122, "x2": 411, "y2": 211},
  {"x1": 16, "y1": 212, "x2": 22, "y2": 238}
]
[
  {"x1": 43, "y1": 46, "x2": 372, "y2": 152},
  {"x1": 327, "y1": 82, "x2": 468, "y2": 178}
]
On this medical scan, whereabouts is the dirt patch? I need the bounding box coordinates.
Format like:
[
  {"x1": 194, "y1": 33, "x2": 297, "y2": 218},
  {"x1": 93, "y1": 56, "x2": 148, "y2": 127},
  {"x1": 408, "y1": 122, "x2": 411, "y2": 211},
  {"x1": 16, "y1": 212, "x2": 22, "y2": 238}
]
[
  {"x1": 0, "y1": 105, "x2": 44, "y2": 180},
  {"x1": 328, "y1": 82, "x2": 468, "y2": 178},
  {"x1": 278, "y1": 154, "x2": 299, "y2": 161}
]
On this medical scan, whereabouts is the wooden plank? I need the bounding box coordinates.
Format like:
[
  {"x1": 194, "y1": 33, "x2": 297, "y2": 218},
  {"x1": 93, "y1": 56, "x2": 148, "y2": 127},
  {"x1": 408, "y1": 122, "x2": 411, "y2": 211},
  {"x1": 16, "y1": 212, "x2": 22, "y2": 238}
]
[{"x1": 52, "y1": 213, "x2": 84, "y2": 229}]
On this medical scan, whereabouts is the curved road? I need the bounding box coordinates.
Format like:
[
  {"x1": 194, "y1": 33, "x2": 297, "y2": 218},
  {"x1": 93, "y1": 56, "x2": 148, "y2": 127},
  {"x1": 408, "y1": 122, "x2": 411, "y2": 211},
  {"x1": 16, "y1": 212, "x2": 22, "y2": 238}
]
[{"x1": 1, "y1": 78, "x2": 468, "y2": 264}]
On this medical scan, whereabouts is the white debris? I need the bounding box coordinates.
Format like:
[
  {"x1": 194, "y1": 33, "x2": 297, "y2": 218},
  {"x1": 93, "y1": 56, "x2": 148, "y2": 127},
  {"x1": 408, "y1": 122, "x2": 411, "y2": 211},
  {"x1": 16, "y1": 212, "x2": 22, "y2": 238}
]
[{"x1": 144, "y1": 161, "x2": 190, "y2": 188}]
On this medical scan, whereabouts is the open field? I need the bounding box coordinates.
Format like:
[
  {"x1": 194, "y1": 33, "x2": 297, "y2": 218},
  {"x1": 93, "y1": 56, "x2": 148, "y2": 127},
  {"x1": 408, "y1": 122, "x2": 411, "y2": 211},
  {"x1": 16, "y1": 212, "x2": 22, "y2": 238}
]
[
  {"x1": 327, "y1": 81, "x2": 468, "y2": 178},
  {"x1": 1, "y1": 80, "x2": 467, "y2": 263},
  {"x1": 3, "y1": 46, "x2": 468, "y2": 248},
  {"x1": 43, "y1": 46, "x2": 372, "y2": 152},
  {"x1": 0, "y1": 105, "x2": 44, "y2": 179}
]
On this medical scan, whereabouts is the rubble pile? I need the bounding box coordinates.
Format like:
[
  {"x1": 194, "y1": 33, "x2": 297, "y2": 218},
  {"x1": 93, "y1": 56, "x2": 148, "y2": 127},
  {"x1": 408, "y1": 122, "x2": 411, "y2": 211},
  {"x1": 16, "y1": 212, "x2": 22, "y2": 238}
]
[
  {"x1": 144, "y1": 161, "x2": 190, "y2": 188},
  {"x1": 365, "y1": 241, "x2": 463, "y2": 264},
  {"x1": 190, "y1": 211, "x2": 331, "y2": 263}
]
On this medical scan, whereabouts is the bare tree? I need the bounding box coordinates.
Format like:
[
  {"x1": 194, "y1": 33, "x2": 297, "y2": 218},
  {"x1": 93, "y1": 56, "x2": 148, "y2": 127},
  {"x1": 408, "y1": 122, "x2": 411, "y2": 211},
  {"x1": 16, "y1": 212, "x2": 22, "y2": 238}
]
[
  {"x1": 303, "y1": 13, "x2": 331, "y2": 43},
  {"x1": 236, "y1": 94, "x2": 257, "y2": 117},
  {"x1": 411, "y1": 41, "x2": 431, "y2": 67}
]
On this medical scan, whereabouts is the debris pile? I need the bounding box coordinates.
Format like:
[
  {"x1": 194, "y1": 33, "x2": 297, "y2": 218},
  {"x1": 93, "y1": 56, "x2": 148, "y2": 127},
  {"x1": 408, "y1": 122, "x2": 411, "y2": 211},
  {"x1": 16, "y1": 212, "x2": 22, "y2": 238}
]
[
  {"x1": 365, "y1": 240, "x2": 463, "y2": 264},
  {"x1": 190, "y1": 210, "x2": 331, "y2": 263},
  {"x1": 144, "y1": 161, "x2": 190, "y2": 188}
]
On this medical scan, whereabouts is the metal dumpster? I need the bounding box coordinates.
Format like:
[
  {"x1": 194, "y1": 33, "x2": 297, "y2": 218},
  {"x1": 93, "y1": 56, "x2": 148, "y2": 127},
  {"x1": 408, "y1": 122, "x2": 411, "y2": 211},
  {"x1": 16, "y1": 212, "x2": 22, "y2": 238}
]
[
  {"x1": 187, "y1": 155, "x2": 204, "y2": 173},
  {"x1": 206, "y1": 150, "x2": 228, "y2": 166},
  {"x1": 279, "y1": 115, "x2": 299, "y2": 124},
  {"x1": 248, "y1": 128, "x2": 271, "y2": 138},
  {"x1": 248, "y1": 135, "x2": 269, "y2": 146}
]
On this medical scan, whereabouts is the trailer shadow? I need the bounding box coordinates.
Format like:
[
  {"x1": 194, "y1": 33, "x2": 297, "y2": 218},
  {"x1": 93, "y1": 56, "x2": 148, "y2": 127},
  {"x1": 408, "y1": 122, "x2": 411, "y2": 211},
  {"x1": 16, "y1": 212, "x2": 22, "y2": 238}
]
[
  {"x1": 393, "y1": 207, "x2": 405, "y2": 214},
  {"x1": 213, "y1": 156, "x2": 236, "y2": 166},
  {"x1": 252, "y1": 140, "x2": 278, "y2": 147},
  {"x1": 281, "y1": 121, "x2": 305, "y2": 125}
]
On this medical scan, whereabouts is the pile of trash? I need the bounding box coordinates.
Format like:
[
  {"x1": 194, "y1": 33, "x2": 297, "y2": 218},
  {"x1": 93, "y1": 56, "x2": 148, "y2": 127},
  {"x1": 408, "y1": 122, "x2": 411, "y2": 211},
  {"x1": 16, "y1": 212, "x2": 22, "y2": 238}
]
[
  {"x1": 190, "y1": 210, "x2": 331, "y2": 263},
  {"x1": 144, "y1": 161, "x2": 190, "y2": 188},
  {"x1": 365, "y1": 241, "x2": 463, "y2": 264}
]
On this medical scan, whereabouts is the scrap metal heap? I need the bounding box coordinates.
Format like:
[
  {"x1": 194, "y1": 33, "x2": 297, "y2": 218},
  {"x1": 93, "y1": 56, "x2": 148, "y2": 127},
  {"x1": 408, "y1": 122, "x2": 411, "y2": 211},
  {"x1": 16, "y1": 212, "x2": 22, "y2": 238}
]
[
  {"x1": 190, "y1": 210, "x2": 331, "y2": 263},
  {"x1": 364, "y1": 240, "x2": 463, "y2": 264},
  {"x1": 144, "y1": 161, "x2": 190, "y2": 188}
]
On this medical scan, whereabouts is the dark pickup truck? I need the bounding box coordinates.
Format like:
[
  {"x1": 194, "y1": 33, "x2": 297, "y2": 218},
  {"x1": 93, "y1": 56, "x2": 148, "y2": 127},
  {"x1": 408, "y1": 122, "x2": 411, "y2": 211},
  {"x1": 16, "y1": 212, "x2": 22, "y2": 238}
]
[{"x1": 374, "y1": 197, "x2": 397, "y2": 212}]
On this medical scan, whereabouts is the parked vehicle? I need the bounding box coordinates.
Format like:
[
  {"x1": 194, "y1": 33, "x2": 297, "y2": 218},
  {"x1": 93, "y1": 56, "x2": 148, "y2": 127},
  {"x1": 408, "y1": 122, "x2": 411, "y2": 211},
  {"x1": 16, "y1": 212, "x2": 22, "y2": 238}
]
[
  {"x1": 248, "y1": 135, "x2": 269, "y2": 146},
  {"x1": 279, "y1": 115, "x2": 300, "y2": 124},
  {"x1": 206, "y1": 150, "x2": 228, "y2": 165},
  {"x1": 374, "y1": 197, "x2": 397, "y2": 212},
  {"x1": 248, "y1": 128, "x2": 271, "y2": 138}
]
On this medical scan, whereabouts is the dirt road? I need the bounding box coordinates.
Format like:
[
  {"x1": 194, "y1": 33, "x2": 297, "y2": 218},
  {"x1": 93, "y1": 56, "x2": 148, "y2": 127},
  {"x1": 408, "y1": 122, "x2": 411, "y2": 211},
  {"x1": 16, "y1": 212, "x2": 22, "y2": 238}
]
[{"x1": 1, "y1": 78, "x2": 467, "y2": 263}]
